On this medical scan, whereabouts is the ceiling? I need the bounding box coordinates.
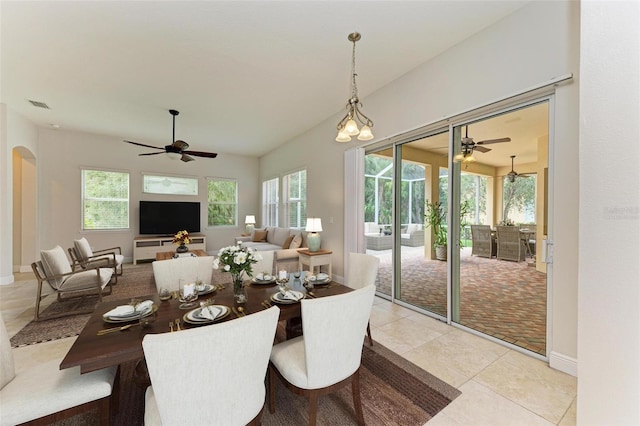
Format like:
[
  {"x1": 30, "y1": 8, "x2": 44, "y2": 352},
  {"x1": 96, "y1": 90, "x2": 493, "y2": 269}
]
[{"x1": 1, "y1": 1, "x2": 530, "y2": 158}]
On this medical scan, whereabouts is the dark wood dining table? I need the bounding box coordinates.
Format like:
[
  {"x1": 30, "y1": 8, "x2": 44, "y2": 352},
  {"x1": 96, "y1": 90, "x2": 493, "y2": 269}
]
[{"x1": 60, "y1": 278, "x2": 351, "y2": 374}]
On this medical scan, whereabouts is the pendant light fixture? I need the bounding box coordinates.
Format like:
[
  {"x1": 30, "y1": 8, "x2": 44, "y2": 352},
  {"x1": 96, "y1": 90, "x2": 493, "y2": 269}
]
[{"x1": 335, "y1": 32, "x2": 374, "y2": 142}]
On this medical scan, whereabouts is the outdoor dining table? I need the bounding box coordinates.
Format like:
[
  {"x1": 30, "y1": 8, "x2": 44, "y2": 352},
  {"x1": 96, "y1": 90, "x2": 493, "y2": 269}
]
[{"x1": 60, "y1": 278, "x2": 351, "y2": 374}]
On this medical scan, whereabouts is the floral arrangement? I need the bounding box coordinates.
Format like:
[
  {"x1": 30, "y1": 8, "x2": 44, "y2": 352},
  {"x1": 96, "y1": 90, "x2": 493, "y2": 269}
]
[
  {"x1": 498, "y1": 218, "x2": 515, "y2": 226},
  {"x1": 213, "y1": 244, "x2": 262, "y2": 278},
  {"x1": 172, "y1": 230, "x2": 191, "y2": 246}
]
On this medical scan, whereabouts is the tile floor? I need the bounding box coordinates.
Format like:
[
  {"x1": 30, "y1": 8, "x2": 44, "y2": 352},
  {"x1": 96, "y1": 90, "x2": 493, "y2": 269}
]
[{"x1": 1, "y1": 269, "x2": 577, "y2": 425}]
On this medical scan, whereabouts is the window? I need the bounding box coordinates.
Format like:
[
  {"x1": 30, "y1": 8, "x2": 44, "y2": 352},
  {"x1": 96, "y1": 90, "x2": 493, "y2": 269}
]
[
  {"x1": 282, "y1": 169, "x2": 306, "y2": 228},
  {"x1": 207, "y1": 178, "x2": 237, "y2": 226},
  {"x1": 82, "y1": 169, "x2": 129, "y2": 230},
  {"x1": 143, "y1": 174, "x2": 198, "y2": 195},
  {"x1": 502, "y1": 174, "x2": 537, "y2": 224},
  {"x1": 262, "y1": 177, "x2": 279, "y2": 227}
]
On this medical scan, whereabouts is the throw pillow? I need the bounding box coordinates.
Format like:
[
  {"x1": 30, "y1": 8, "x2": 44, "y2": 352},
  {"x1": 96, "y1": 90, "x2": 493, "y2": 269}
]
[
  {"x1": 289, "y1": 233, "x2": 303, "y2": 249},
  {"x1": 253, "y1": 229, "x2": 268, "y2": 242},
  {"x1": 74, "y1": 237, "x2": 93, "y2": 260},
  {"x1": 282, "y1": 235, "x2": 295, "y2": 249}
]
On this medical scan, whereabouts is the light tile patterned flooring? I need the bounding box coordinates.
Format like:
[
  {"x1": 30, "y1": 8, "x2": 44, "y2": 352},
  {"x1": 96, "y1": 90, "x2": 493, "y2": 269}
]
[{"x1": 1, "y1": 268, "x2": 576, "y2": 425}]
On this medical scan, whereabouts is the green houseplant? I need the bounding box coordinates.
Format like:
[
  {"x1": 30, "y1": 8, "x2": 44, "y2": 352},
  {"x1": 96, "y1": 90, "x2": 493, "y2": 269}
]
[{"x1": 425, "y1": 200, "x2": 471, "y2": 261}]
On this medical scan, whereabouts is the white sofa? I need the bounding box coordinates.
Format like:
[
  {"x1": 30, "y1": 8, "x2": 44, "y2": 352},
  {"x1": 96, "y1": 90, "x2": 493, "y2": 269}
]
[
  {"x1": 235, "y1": 227, "x2": 308, "y2": 272},
  {"x1": 400, "y1": 224, "x2": 425, "y2": 247}
]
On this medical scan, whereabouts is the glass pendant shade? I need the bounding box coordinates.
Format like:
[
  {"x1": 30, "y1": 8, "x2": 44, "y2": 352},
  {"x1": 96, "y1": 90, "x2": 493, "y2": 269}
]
[
  {"x1": 345, "y1": 119, "x2": 359, "y2": 136},
  {"x1": 357, "y1": 125, "x2": 374, "y2": 140},
  {"x1": 335, "y1": 129, "x2": 351, "y2": 142}
]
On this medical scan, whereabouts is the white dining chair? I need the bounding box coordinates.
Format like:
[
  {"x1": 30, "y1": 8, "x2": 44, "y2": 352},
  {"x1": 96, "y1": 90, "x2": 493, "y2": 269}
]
[
  {"x1": 143, "y1": 306, "x2": 280, "y2": 426},
  {"x1": 0, "y1": 313, "x2": 117, "y2": 426},
  {"x1": 152, "y1": 256, "x2": 214, "y2": 293},
  {"x1": 269, "y1": 284, "x2": 376, "y2": 426},
  {"x1": 346, "y1": 252, "x2": 379, "y2": 346},
  {"x1": 251, "y1": 250, "x2": 275, "y2": 276}
]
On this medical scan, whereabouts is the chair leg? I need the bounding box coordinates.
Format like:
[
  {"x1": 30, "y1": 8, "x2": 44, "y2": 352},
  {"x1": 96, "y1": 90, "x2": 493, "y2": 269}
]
[
  {"x1": 268, "y1": 363, "x2": 276, "y2": 414},
  {"x1": 308, "y1": 389, "x2": 319, "y2": 426},
  {"x1": 351, "y1": 369, "x2": 365, "y2": 426},
  {"x1": 366, "y1": 322, "x2": 373, "y2": 346}
]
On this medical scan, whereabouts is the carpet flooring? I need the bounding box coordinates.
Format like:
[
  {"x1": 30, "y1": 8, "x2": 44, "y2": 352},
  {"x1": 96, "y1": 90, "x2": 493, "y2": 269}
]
[{"x1": 373, "y1": 246, "x2": 547, "y2": 356}]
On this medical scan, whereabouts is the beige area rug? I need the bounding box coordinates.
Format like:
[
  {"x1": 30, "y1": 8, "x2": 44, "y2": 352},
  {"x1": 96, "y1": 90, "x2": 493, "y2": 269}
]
[
  {"x1": 10, "y1": 263, "x2": 228, "y2": 348},
  {"x1": 59, "y1": 341, "x2": 460, "y2": 426}
]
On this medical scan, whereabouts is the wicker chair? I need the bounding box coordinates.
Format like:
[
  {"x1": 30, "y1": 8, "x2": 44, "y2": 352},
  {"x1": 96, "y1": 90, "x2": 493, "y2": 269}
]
[
  {"x1": 496, "y1": 226, "x2": 525, "y2": 262},
  {"x1": 471, "y1": 225, "x2": 495, "y2": 258}
]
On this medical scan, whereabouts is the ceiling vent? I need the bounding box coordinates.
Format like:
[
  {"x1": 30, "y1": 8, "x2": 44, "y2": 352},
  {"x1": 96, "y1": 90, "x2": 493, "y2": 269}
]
[{"x1": 27, "y1": 99, "x2": 50, "y2": 109}]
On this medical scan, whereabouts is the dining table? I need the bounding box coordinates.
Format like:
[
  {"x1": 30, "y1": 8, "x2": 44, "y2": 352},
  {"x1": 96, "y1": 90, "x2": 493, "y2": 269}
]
[{"x1": 60, "y1": 276, "x2": 351, "y2": 375}]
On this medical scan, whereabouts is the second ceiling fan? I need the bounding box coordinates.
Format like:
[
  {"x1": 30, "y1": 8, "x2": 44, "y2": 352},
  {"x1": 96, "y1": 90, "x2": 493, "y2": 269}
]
[{"x1": 124, "y1": 110, "x2": 218, "y2": 162}]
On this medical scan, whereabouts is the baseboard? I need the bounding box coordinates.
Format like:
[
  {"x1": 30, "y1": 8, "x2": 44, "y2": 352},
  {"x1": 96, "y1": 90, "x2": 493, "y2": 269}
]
[
  {"x1": 549, "y1": 351, "x2": 577, "y2": 377},
  {"x1": 0, "y1": 274, "x2": 15, "y2": 285},
  {"x1": 19, "y1": 265, "x2": 32, "y2": 273}
]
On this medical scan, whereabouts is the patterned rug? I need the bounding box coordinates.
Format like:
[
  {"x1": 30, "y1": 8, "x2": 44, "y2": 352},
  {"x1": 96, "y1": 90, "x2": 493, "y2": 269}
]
[{"x1": 59, "y1": 340, "x2": 460, "y2": 426}]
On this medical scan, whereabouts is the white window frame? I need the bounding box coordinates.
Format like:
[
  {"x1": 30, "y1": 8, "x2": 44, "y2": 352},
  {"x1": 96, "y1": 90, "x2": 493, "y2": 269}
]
[
  {"x1": 81, "y1": 168, "x2": 130, "y2": 230},
  {"x1": 207, "y1": 177, "x2": 238, "y2": 227},
  {"x1": 282, "y1": 169, "x2": 306, "y2": 229},
  {"x1": 262, "y1": 177, "x2": 279, "y2": 227}
]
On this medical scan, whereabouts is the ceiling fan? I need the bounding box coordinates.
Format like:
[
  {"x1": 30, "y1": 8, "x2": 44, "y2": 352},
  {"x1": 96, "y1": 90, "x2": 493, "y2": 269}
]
[
  {"x1": 124, "y1": 110, "x2": 218, "y2": 162},
  {"x1": 455, "y1": 126, "x2": 511, "y2": 163},
  {"x1": 505, "y1": 155, "x2": 534, "y2": 182}
]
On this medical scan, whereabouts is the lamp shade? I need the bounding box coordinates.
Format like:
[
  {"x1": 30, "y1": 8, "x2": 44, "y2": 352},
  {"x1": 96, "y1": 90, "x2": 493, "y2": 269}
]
[
  {"x1": 305, "y1": 218, "x2": 323, "y2": 232},
  {"x1": 245, "y1": 215, "x2": 256, "y2": 225}
]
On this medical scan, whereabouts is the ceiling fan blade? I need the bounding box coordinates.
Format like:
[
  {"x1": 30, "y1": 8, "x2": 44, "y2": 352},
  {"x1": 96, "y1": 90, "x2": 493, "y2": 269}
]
[
  {"x1": 476, "y1": 137, "x2": 511, "y2": 145},
  {"x1": 124, "y1": 140, "x2": 164, "y2": 150},
  {"x1": 183, "y1": 150, "x2": 218, "y2": 158},
  {"x1": 474, "y1": 146, "x2": 491, "y2": 153},
  {"x1": 173, "y1": 140, "x2": 189, "y2": 150},
  {"x1": 181, "y1": 154, "x2": 195, "y2": 162},
  {"x1": 139, "y1": 152, "x2": 165, "y2": 156}
]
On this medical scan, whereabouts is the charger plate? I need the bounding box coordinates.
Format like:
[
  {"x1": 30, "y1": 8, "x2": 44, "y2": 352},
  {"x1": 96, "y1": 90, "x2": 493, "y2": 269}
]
[
  {"x1": 183, "y1": 305, "x2": 230, "y2": 325},
  {"x1": 103, "y1": 305, "x2": 158, "y2": 324},
  {"x1": 270, "y1": 291, "x2": 304, "y2": 304}
]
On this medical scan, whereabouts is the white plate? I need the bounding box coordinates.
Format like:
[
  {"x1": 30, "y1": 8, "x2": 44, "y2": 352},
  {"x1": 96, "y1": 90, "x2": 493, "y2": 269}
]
[
  {"x1": 103, "y1": 305, "x2": 157, "y2": 323},
  {"x1": 183, "y1": 305, "x2": 230, "y2": 324},
  {"x1": 306, "y1": 277, "x2": 331, "y2": 285},
  {"x1": 252, "y1": 277, "x2": 276, "y2": 285},
  {"x1": 270, "y1": 290, "x2": 304, "y2": 304},
  {"x1": 197, "y1": 284, "x2": 216, "y2": 295}
]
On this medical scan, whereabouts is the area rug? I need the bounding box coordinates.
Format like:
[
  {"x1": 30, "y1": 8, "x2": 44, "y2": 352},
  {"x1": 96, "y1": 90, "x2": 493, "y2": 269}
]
[
  {"x1": 11, "y1": 263, "x2": 228, "y2": 348},
  {"x1": 57, "y1": 340, "x2": 460, "y2": 426}
]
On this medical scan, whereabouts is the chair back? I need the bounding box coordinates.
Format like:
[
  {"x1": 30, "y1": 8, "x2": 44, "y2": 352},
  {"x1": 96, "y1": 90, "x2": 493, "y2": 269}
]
[
  {"x1": 346, "y1": 253, "x2": 379, "y2": 290},
  {"x1": 143, "y1": 306, "x2": 280, "y2": 425},
  {"x1": 152, "y1": 256, "x2": 214, "y2": 292},
  {"x1": 39, "y1": 246, "x2": 72, "y2": 288},
  {"x1": 496, "y1": 225, "x2": 524, "y2": 261},
  {"x1": 73, "y1": 237, "x2": 94, "y2": 261},
  {"x1": 0, "y1": 313, "x2": 16, "y2": 390},
  {"x1": 301, "y1": 285, "x2": 376, "y2": 388},
  {"x1": 251, "y1": 250, "x2": 275, "y2": 276},
  {"x1": 471, "y1": 225, "x2": 492, "y2": 242}
]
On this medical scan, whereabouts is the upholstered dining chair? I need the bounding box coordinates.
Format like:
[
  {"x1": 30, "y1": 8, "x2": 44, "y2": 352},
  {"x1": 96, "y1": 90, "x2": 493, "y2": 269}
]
[
  {"x1": 152, "y1": 256, "x2": 215, "y2": 293},
  {"x1": 32, "y1": 245, "x2": 114, "y2": 321},
  {"x1": 0, "y1": 313, "x2": 117, "y2": 425},
  {"x1": 69, "y1": 237, "x2": 124, "y2": 283},
  {"x1": 269, "y1": 284, "x2": 376, "y2": 426},
  {"x1": 251, "y1": 250, "x2": 275, "y2": 276},
  {"x1": 142, "y1": 306, "x2": 280, "y2": 426},
  {"x1": 346, "y1": 252, "x2": 379, "y2": 346},
  {"x1": 471, "y1": 225, "x2": 496, "y2": 258}
]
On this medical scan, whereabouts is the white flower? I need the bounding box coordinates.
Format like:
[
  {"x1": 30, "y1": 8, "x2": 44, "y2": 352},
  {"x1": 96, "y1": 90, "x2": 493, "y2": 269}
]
[
  {"x1": 252, "y1": 252, "x2": 263, "y2": 262},
  {"x1": 212, "y1": 258, "x2": 219, "y2": 269},
  {"x1": 224, "y1": 264, "x2": 230, "y2": 272},
  {"x1": 234, "y1": 252, "x2": 248, "y2": 265}
]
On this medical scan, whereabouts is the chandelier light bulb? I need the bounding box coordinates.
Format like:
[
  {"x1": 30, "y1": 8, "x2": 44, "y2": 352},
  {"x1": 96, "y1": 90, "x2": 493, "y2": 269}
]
[
  {"x1": 335, "y1": 128, "x2": 351, "y2": 142},
  {"x1": 357, "y1": 125, "x2": 374, "y2": 141},
  {"x1": 345, "y1": 118, "x2": 359, "y2": 136}
]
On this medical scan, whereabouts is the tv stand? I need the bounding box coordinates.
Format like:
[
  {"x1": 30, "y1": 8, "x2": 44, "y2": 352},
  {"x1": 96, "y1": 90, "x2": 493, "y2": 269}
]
[{"x1": 133, "y1": 234, "x2": 206, "y2": 264}]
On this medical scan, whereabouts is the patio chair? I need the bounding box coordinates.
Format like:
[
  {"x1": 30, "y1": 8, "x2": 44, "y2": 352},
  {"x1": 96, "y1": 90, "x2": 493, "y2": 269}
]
[
  {"x1": 346, "y1": 252, "x2": 379, "y2": 346},
  {"x1": 496, "y1": 225, "x2": 525, "y2": 262},
  {"x1": 152, "y1": 256, "x2": 215, "y2": 293},
  {"x1": 471, "y1": 225, "x2": 496, "y2": 258},
  {"x1": 269, "y1": 285, "x2": 376, "y2": 426},
  {"x1": 142, "y1": 306, "x2": 280, "y2": 425},
  {"x1": 69, "y1": 237, "x2": 124, "y2": 283},
  {"x1": 0, "y1": 313, "x2": 117, "y2": 425},
  {"x1": 32, "y1": 245, "x2": 114, "y2": 321}
]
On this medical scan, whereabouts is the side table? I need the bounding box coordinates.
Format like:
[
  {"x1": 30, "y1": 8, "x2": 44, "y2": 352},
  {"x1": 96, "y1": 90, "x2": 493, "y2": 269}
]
[{"x1": 297, "y1": 249, "x2": 332, "y2": 277}]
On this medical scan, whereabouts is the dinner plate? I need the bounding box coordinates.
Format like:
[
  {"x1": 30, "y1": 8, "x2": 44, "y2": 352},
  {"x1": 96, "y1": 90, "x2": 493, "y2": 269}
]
[
  {"x1": 305, "y1": 277, "x2": 331, "y2": 285},
  {"x1": 197, "y1": 284, "x2": 216, "y2": 295},
  {"x1": 270, "y1": 290, "x2": 304, "y2": 304},
  {"x1": 183, "y1": 305, "x2": 230, "y2": 325},
  {"x1": 251, "y1": 277, "x2": 276, "y2": 285},
  {"x1": 103, "y1": 305, "x2": 158, "y2": 323}
]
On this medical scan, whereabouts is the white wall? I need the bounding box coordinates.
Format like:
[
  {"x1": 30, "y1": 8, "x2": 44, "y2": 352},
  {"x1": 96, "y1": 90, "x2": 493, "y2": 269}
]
[
  {"x1": 578, "y1": 1, "x2": 640, "y2": 423},
  {"x1": 260, "y1": 1, "x2": 580, "y2": 366},
  {"x1": 36, "y1": 128, "x2": 260, "y2": 261}
]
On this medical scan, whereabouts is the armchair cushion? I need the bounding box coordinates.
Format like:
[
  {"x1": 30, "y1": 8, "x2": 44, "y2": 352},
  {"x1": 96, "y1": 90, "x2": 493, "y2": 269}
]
[
  {"x1": 40, "y1": 246, "x2": 72, "y2": 287},
  {"x1": 60, "y1": 269, "x2": 114, "y2": 291},
  {"x1": 73, "y1": 237, "x2": 93, "y2": 260}
]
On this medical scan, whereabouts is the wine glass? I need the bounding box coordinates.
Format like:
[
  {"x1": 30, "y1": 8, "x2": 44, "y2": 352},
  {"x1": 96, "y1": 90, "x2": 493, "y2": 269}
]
[
  {"x1": 276, "y1": 268, "x2": 290, "y2": 293},
  {"x1": 178, "y1": 279, "x2": 199, "y2": 309}
]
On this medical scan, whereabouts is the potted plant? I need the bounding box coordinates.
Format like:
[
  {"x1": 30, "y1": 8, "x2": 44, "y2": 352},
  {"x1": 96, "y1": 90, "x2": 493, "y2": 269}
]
[{"x1": 424, "y1": 200, "x2": 472, "y2": 261}]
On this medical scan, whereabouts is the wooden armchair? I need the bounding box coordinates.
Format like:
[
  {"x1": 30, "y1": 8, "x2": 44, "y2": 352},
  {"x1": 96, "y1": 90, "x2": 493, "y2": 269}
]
[
  {"x1": 32, "y1": 246, "x2": 114, "y2": 321},
  {"x1": 68, "y1": 237, "x2": 123, "y2": 283},
  {"x1": 471, "y1": 225, "x2": 495, "y2": 258}
]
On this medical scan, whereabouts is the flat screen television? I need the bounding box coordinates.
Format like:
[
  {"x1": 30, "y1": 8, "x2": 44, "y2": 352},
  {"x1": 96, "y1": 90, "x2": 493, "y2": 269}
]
[{"x1": 139, "y1": 201, "x2": 201, "y2": 235}]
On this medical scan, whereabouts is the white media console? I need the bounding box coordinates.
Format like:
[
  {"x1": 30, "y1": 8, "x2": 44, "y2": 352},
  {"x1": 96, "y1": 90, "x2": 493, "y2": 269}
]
[{"x1": 133, "y1": 234, "x2": 206, "y2": 264}]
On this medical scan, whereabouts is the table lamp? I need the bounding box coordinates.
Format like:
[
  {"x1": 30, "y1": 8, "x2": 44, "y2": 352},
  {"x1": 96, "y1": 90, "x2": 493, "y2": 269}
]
[
  {"x1": 305, "y1": 218, "x2": 323, "y2": 252},
  {"x1": 245, "y1": 215, "x2": 256, "y2": 234}
]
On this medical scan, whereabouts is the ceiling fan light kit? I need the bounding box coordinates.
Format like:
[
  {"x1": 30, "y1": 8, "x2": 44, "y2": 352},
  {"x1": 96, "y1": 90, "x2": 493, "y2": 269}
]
[
  {"x1": 335, "y1": 32, "x2": 374, "y2": 143},
  {"x1": 454, "y1": 126, "x2": 511, "y2": 163},
  {"x1": 124, "y1": 109, "x2": 218, "y2": 162}
]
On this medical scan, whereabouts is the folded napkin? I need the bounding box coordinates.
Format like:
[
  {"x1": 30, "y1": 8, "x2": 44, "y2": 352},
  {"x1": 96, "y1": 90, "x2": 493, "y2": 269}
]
[
  {"x1": 256, "y1": 272, "x2": 264, "y2": 280},
  {"x1": 280, "y1": 290, "x2": 302, "y2": 301},
  {"x1": 198, "y1": 306, "x2": 222, "y2": 320},
  {"x1": 307, "y1": 275, "x2": 317, "y2": 282},
  {"x1": 316, "y1": 273, "x2": 329, "y2": 280},
  {"x1": 135, "y1": 300, "x2": 154, "y2": 313},
  {"x1": 105, "y1": 305, "x2": 135, "y2": 318}
]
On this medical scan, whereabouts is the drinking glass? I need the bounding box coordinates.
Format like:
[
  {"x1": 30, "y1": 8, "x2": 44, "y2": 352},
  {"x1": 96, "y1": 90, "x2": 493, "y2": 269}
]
[{"x1": 179, "y1": 279, "x2": 198, "y2": 309}]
